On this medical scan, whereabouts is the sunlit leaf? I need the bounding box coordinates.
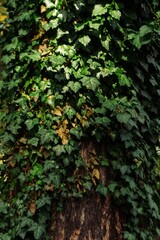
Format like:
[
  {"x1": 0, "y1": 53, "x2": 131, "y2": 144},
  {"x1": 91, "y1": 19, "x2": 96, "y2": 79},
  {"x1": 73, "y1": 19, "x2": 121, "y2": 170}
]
[
  {"x1": 40, "y1": 5, "x2": 46, "y2": 13},
  {"x1": 92, "y1": 4, "x2": 107, "y2": 16},
  {"x1": 44, "y1": 0, "x2": 54, "y2": 8},
  {"x1": 79, "y1": 35, "x2": 91, "y2": 47},
  {"x1": 67, "y1": 81, "x2": 81, "y2": 93},
  {"x1": 109, "y1": 10, "x2": 121, "y2": 20}
]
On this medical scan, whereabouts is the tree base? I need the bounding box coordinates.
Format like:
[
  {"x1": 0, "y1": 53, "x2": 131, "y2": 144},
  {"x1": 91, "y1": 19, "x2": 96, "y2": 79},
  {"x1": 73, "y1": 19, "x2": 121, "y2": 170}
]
[{"x1": 49, "y1": 193, "x2": 123, "y2": 240}]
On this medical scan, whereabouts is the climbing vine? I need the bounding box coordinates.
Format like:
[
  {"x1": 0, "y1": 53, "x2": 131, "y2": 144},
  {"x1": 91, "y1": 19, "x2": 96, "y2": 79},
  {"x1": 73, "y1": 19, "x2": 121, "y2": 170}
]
[{"x1": 0, "y1": 0, "x2": 160, "y2": 239}]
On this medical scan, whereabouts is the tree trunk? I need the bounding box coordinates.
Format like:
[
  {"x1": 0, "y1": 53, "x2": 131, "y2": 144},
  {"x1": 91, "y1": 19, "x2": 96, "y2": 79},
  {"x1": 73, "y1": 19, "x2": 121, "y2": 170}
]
[
  {"x1": 49, "y1": 193, "x2": 123, "y2": 240},
  {"x1": 49, "y1": 141, "x2": 124, "y2": 240}
]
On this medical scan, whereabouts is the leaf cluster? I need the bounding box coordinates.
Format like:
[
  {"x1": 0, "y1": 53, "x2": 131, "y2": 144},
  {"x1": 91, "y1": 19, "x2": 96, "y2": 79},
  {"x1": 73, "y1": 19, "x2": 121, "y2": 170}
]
[{"x1": 0, "y1": 0, "x2": 160, "y2": 239}]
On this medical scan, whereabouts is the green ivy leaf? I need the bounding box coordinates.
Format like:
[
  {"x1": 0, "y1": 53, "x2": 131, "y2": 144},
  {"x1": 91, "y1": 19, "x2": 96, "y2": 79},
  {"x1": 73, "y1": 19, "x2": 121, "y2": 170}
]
[
  {"x1": 52, "y1": 145, "x2": 66, "y2": 156},
  {"x1": 25, "y1": 118, "x2": 39, "y2": 130},
  {"x1": 120, "y1": 165, "x2": 129, "y2": 175},
  {"x1": 81, "y1": 76, "x2": 99, "y2": 91},
  {"x1": 28, "y1": 50, "x2": 41, "y2": 61},
  {"x1": 48, "y1": 19, "x2": 59, "y2": 29},
  {"x1": 95, "y1": 116, "x2": 111, "y2": 126},
  {"x1": 118, "y1": 74, "x2": 131, "y2": 87},
  {"x1": 30, "y1": 163, "x2": 43, "y2": 178},
  {"x1": 139, "y1": 25, "x2": 152, "y2": 37},
  {"x1": 156, "y1": 228, "x2": 160, "y2": 237},
  {"x1": 0, "y1": 233, "x2": 12, "y2": 240},
  {"x1": 30, "y1": 224, "x2": 45, "y2": 240},
  {"x1": 28, "y1": 137, "x2": 39, "y2": 147},
  {"x1": 64, "y1": 107, "x2": 76, "y2": 120},
  {"x1": 44, "y1": 0, "x2": 54, "y2": 8},
  {"x1": 78, "y1": 35, "x2": 91, "y2": 47},
  {"x1": 102, "y1": 100, "x2": 116, "y2": 111},
  {"x1": 116, "y1": 112, "x2": 131, "y2": 124},
  {"x1": 92, "y1": 4, "x2": 107, "y2": 16},
  {"x1": 101, "y1": 159, "x2": 109, "y2": 167},
  {"x1": 49, "y1": 55, "x2": 66, "y2": 66},
  {"x1": 101, "y1": 36, "x2": 111, "y2": 51},
  {"x1": 43, "y1": 160, "x2": 55, "y2": 172},
  {"x1": 67, "y1": 81, "x2": 81, "y2": 93},
  {"x1": 56, "y1": 45, "x2": 76, "y2": 58},
  {"x1": 19, "y1": 29, "x2": 28, "y2": 36},
  {"x1": 38, "y1": 127, "x2": 55, "y2": 144},
  {"x1": 77, "y1": 95, "x2": 86, "y2": 107},
  {"x1": 0, "y1": 80, "x2": 4, "y2": 91},
  {"x1": 65, "y1": 144, "x2": 74, "y2": 154},
  {"x1": 0, "y1": 200, "x2": 8, "y2": 214},
  {"x1": 50, "y1": 174, "x2": 61, "y2": 187},
  {"x1": 109, "y1": 10, "x2": 121, "y2": 20},
  {"x1": 83, "y1": 181, "x2": 92, "y2": 190},
  {"x1": 108, "y1": 182, "x2": 118, "y2": 192},
  {"x1": 89, "y1": 21, "x2": 102, "y2": 30},
  {"x1": 96, "y1": 183, "x2": 108, "y2": 196},
  {"x1": 36, "y1": 195, "x2": 51, "y2": 209},
  {"x1": 2, "y1": 54, "x2": 15, "y2": 64},
  {"x1": 70, "y1": 127, "x2": 83, "y2": 139}
]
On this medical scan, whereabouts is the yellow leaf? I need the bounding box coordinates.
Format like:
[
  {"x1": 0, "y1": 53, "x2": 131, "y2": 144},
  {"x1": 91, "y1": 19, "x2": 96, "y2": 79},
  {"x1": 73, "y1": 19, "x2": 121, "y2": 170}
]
[
  {"x1": 56, "y1": 120, "x2": 70, "y2": 145},
  {"x1": 85, "y1": 106, "x2": 94, "y2": 118},
  {"x1": 45, "y1": 184, "x2": 54, "y2": 191},
  {"x1": 7, "y1": 156, "x2": 15, "y2": 168},
  {"x1": 90, "y1": 157, "x2": 99, "y2": 165},
  {"x1": 77, "y1": 183, "x2": 80, "y2": 191},
  {"x1": 76, "y1": 113, "x2": 87, "y2": 127},
  {"x1": 56, "y1": 127, "x2": 69, "y2": 145},
  {"x1": 40, "y1": 5, "x2": 46, "y2": 13},
  {"x1": 40, "y1": 19, "x2": 48, "y2": 26},
  {"x1": 62, "y1": 119, "x2": 68, "y2": 128},
  {"x1": 38, "y1": 43, "x2": 47, "y2": 54},
  {"x1": 56, "y1": 126, "x2": 64, "y2": 139},
  {"x1": 0, "y1": 15, "x2": 7, "y2": 22},
  {"x1": 81, "y1": 116, "x2": 87, "y2": 127},
  {"x1": 62, "y1": 135, "x2": 69, "y2": 145},
  {"x1": 92, "y1": 169, "x2": 100, "y2": 180},
  {"x1": 32, "y1": 30, "x2": 44, "y2": 41},
  {"x1": 76, "y1": 113, "x2": 81, "y2": 120},
  {"x1": 53, "y1": 106, "x2": 63, "y2": 116},
  {"x1": 19, "y1": 137, "x2": 27, "y2": 144},
  {"x1": 52, "y1": 125, "x2": 57, "y2": 130},
  {"x1": 9, "y1": 160, "x2": 15, "y2": 168},
  {"x1": 91, "y1": 177, "x2": 96, "y2": 186}
]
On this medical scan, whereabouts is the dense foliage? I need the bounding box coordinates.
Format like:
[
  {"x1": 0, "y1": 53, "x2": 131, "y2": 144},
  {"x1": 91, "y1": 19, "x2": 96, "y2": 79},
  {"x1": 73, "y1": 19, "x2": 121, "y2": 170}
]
[{"x1": 0, "y1": 0, "x2": 160, "y2": 239}]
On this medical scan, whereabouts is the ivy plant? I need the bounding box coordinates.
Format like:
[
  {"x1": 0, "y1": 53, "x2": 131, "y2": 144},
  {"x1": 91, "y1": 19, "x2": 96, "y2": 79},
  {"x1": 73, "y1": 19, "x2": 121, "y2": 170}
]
[{"x1": 0, "y1": 0, "x2": 160, "y2": 239}]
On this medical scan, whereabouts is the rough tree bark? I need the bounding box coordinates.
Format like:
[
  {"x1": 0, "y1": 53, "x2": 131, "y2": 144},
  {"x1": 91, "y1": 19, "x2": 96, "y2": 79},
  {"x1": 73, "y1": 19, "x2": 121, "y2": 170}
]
[
  {"x1": 49, "y1": 193, "x2": 123, "y2": 240},
  {"x1": 49, "y1": 141, "x2": 124, "y2": 240}
]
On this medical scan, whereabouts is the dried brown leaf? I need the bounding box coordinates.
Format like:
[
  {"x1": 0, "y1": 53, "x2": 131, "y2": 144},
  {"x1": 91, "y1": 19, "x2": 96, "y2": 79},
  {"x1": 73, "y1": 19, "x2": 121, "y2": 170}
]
[{"x1": 29, "y1": 201, "x2": 36, "y2": 215}]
